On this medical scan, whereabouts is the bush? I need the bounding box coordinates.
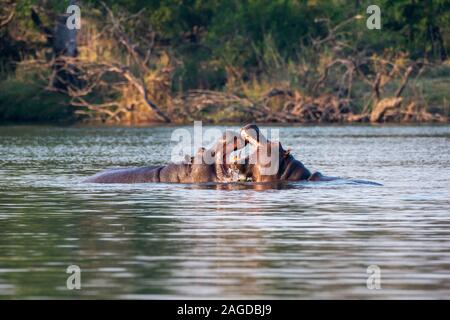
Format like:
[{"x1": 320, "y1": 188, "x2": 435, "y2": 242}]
[{"x1": 0, "y1": 80, "x2": 74, "y2": 123}]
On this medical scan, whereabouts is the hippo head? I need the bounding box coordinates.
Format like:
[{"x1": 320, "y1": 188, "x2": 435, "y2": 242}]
[
  {"x1": 231, "y1": 124, "x2": 292, "y2": 182},
  {"x1": 192, "y1": 130, "x2": 246, "y2": 182}
]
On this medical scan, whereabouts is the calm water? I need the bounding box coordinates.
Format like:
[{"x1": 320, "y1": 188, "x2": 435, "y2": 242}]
[{"x1": 0, "y1": 125, "x2": 449, "y2": 299}]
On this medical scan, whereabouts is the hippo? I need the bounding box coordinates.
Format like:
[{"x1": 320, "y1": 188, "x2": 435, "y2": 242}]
[
  {"x1": 233, "y1": 124, "x2": 339, "y2": 183},
  {"x1": 83, "y1": 131, "x2": 244, "y2": 184}
]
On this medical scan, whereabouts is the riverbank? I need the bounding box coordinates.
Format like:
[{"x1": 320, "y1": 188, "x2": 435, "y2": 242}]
[
  {"x1": 2, "y1": 2, "x2": 449, "y2": 126},
  {"x1": 0, "y1": 80, "x2": 74, "y2": 124},
  {"x1": 1, "y1": 74, "x2": 448, "y2": 125}
]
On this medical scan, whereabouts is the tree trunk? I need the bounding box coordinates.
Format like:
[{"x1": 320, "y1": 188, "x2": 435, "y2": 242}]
[
  {"x1": 52, "y1": 13, "x2": 78, "y2": 90},
  {"x1": 53, "y1": 14, "x2": 77, "y2": 57}
]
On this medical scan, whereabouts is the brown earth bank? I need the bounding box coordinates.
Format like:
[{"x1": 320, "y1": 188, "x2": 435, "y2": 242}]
[
  {"x1": 0, "y1": 80, "x2": 447, "y2": 125},
  {"x1": 166, "y1": 89, "x2": 448, "y2": 125}
]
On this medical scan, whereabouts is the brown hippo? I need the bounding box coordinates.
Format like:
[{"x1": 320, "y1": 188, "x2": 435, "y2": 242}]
[
  {"x1": 233, "y1": 124, "x2": 338, "y2": 183},
  {"x1": 83, "y1": 131, "x2": 244, "y2": 184}
]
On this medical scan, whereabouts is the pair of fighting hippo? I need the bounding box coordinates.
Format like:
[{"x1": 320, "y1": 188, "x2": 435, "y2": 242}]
[{"x1": 84, "y1": 124, "x2": 342, "y2": 184}]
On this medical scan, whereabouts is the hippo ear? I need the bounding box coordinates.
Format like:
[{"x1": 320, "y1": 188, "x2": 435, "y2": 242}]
[
  {"x1": 283, "y1": 149, "x2": 292, "y2": 158},
  {"x1": 279, "y1": 142, "x2": 292, "y2": 158}
]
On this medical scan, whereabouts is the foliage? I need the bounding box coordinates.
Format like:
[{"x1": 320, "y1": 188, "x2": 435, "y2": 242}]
[
  {"x1": 0, "y1": 0, "x2": 449, "y2": 123},
  {"x1": 0, "y1": 79, "x2": 73, "y2": 123}
]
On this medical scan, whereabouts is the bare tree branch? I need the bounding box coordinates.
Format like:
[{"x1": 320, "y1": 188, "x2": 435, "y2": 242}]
[{"x1": 0, "y1": 5, "x2": 15, "y2": 29}]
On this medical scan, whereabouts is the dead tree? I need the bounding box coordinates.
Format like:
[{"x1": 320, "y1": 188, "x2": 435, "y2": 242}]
[
  {"x1": 52, "y1": 3, "x2": 171, "y2": 123},
  {"x1": 31, "y1": 1, "x2": 79, "y2": 90},
  {"x1": 0, "y1": 3, "x2": 15, "y2": 29},
  {"x1": 366, "y1": 56, "x2": 441, "y2": 122}
]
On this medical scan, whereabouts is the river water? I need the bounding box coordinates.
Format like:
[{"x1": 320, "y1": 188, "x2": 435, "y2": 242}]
[{"x1": 0, "y1": 125, "x2": 449, "y2": 299}]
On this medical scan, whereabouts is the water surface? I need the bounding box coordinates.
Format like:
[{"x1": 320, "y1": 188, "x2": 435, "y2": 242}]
[{"x1": 0, "y1": 125, "x2": 449, "y2": 299}]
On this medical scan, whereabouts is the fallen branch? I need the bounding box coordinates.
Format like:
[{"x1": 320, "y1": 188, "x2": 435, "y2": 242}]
[{"x1": 0, "y1": 5, "x2": 15, "y2": 29}]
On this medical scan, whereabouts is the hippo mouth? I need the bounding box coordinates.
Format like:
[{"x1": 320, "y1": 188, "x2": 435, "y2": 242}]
[
  {"x1": 233, "y1": 125, "x2": 269, "y2": 163},
  {"x1": 240, "y1": 125, "x2": 269, "y2": 148},
  {"x1": 241, "y1": 132, "x2": 258, "y2": 147},
  {"x1": 214, "y1": 132, "x2": 246, "y2": 182},
  {"x1": 221, "y1": 142, "x2": 239, "y2": 176}
]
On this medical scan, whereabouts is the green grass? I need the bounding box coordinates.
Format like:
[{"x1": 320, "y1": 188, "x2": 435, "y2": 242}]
[
  {"x1": 416, "y1": 77, "x2": 450, "y2": 115},
  {"x1": 0, "y1": 80, "x2": 74, "y2": 124}
]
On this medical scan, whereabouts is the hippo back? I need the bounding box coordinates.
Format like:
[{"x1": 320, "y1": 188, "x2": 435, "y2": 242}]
[{"x1": 83, "y1": 166, "x2": 163, "y2": 183}]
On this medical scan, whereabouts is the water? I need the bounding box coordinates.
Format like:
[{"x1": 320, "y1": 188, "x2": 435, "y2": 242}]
[{"x1": 0, "y1": 125, "x2": 449, "y2": 299}]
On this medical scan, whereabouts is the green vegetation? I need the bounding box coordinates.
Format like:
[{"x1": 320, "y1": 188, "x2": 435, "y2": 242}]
[
  {"x1": 0, "y1": 79, "x2": 73, "y2": 123},
  {"x1": 0, "y1": 0, "x2": 449, "y2": 124}
]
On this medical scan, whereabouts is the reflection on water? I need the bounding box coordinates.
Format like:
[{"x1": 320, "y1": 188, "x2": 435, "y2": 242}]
[{"x1": 0, "y1": 125, "x2": 449, "y2": 299}]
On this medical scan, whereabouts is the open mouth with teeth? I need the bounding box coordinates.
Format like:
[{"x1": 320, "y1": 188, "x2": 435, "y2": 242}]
[
  {"x1": 231, "y1": 125, "x2": 268, "y2": 164},
  {"x1": 241, "y1": 125, "x2": 269, "y2": 147},
  {"x1": 215, "y1": 134, "x2": 245, "y2": 182},
  {"x1": 226, "y1": 138, "x2": 256, "y2": 182},
  {"x1": 217, "y1": 135, "x2": 247, "y2": 182},
  {"x1": 241, "y1": 131, "x2": 257, "y2": 148}
]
